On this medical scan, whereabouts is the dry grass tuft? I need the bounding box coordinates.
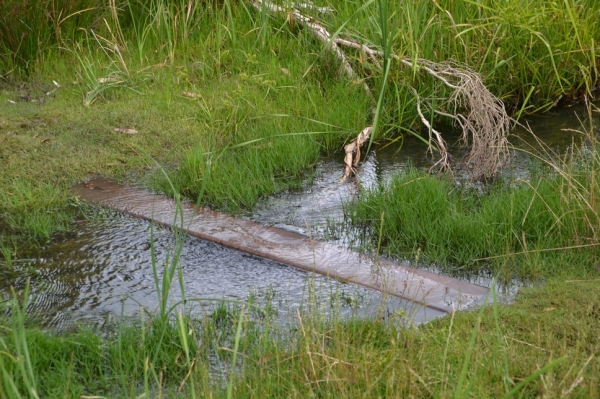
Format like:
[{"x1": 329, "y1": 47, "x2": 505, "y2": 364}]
[{"x1": 416, "y1": 60, "x2": 511, "y2": 179}]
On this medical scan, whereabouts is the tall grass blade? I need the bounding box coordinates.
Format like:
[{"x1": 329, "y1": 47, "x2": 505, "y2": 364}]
[
  {"x1": 453, "y1": 289, "x2": 490, "y2": 399},
  {"x1": 502, "y1": 357, "x2": 566, "y2": 399},
  {"x1": 227, "y1": 305, "x2": 245, "y2": 399}
]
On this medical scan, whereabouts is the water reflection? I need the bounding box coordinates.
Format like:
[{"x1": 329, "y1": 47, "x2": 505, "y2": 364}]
[
  {"x1": 246, "y1": 104, "x2": 598, "y2": 295},
  {"x1": 249, "y1": 104, "x2": 598, "y2": 236}
]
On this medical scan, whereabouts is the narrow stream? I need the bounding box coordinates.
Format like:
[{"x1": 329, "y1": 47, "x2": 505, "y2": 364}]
[
  {"x1": 3, "y1": 215, "x2": 434, "y2": 328},
  {"x1": 1, "y1": 104, "x2": 595, "y2": 329}
]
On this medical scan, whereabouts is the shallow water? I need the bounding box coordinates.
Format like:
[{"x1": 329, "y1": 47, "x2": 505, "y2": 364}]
[
  {"x1": 1, "y1": 104, "x2": 596, "y2": 328},
  {"x1": 2, "y1": 215, "x2": 445, "y2": 328},
  {"x1": 245, "y1": 103, "x2": 598, "y2": 294}
]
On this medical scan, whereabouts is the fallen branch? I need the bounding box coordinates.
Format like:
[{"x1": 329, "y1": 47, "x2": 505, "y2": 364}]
[
  {"x1": 292, "y1": 2, "x2": 334, "y2": 14},
  {"x1": 252, "y1": 0, "x2": 355, "y2": 80},
  {"x1": 252, "y1": 0, "x2": 510, "y2": 181},
  {"x1": 412, "y1": 59, "x2": 510, "y2": 178},
  {"x1": 334, "y1": 40, "x2": 511, "y2": 179}
]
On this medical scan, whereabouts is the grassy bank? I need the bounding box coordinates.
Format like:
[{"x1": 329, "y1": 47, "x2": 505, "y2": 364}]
[
  {"x1": 0, "y1": 0, "x2": 369, "y2": 241},
  {"x1": 1, "y1": 279, "x2": 599, "y2": 398},
  {"x1": 344, "y1": 157, "x2": 600, "y2": 281},
  {"x1": 1, "y1": 0, "x2": 600, "y2": 240},
  {"x1": 342, "y1": 101, "x2": 600, "y2": 281}
]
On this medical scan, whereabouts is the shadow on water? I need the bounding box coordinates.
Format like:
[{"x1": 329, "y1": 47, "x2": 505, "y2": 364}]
[{"x1": 1, "y1": 103, "x2": 596, "y2": 329}]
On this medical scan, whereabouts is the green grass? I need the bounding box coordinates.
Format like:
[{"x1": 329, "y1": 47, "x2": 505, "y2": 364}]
[
  {"x1": 305, "y1": 0, "x2": 600, "y2": 141},
  {"x1": 1, "y1": 278, "x2": 599, "y2": 398},
  {"x1": 0, "y1": 297, "x2": 202, "y2": 397},
  {"x1": 343, "y1": 102, "x2": 600, "y2": 281},
  {"x1": 0, "y1": 0, "x2": 106, "y2": 74},
  {"x1": 154, "y1": 79, "x2": 368, "y2": 211},
  {"x1": 344, "y1": 163, "x2": 600, "y2": 280},
  {"x1": 1, "y1": 2, "x2": 600, "y2": 397},
  {"x1": 0, "y1": 0, "x2": 371, "y2": 239},
  {"x1": 0, "y1": 180, "x2": 75, "y2": 240},
  {"x1": 1, "y1": 0, "x2": 599, "y2": 238}
]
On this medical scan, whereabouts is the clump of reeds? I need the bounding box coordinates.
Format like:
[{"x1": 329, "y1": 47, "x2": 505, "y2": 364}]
[
  {"x1": 346, "y1": 102, "x2": 600, "y2": 280},
  {"x1": 0, "y1": 0, "x2": 105, "y2": 74}
]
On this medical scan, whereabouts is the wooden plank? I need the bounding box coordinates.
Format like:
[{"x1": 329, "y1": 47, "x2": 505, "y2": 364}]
[{"x1": 73, "y1": 178, "x2": 488, "y2": 313}]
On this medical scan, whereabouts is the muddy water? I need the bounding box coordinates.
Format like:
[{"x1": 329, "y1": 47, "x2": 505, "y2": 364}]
[{"x1": 1, "y1": 104, "x2": 595, "y2": 328}]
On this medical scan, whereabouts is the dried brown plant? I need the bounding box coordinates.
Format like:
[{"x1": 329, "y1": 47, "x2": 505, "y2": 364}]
[{"x1": 414, "y1": 60, "x2": 511, "y2": 179}]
